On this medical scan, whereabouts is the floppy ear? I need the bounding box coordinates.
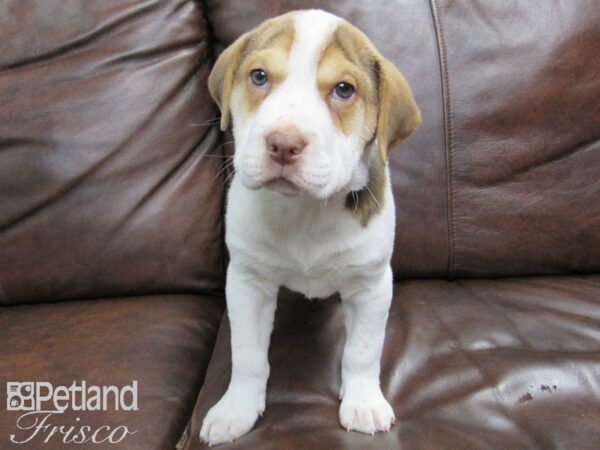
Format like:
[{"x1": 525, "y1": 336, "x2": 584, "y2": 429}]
[
  {"x1": 208, "y1": 35, "x2": 249, "y2": 131},
  {"x1": 375, "y1": 58, "x2": 422, "y2": 162}
]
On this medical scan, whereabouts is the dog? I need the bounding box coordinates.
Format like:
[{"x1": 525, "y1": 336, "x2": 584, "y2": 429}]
[{"x1": 200, "y1": 9, "x2": 421, "y2": 445}]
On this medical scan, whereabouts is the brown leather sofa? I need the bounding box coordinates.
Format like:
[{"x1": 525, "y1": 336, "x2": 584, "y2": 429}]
[{"x1": 1, "y1": 1, "x2": 599, "y2": 449}]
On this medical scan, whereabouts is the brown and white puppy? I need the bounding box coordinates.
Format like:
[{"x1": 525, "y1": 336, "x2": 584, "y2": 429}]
[{"x1": 201, "y1": 10, "x2": 420, "y2": 445}]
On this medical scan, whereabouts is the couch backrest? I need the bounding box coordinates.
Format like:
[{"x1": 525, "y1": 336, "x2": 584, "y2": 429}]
[
  {"x1": 428, "y1": 0, "x2": 600, "y2": 278},
  {"x1": 2, "y1": 1, "x2": 599, "y2": 304},
  {"x1": 204, "y1": 0, "x2": 600, "y2": 279},
  {"x1": 0, "y1": 0, "x2": 225, "y2": 304}
]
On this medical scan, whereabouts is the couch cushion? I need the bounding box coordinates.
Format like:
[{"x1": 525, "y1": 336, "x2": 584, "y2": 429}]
[
  {"x1": 0, "y1": 294, "x2": 224, "y2": 449},
  {"x1": 430, "y1": 0, "x2": 600, "y2": 277},
  {"x1": 184, "y1": 276, "x2": 600, "y2": 449},
  {"x1": 0, "y1": 0, "x2": 226, "y2": 304}
]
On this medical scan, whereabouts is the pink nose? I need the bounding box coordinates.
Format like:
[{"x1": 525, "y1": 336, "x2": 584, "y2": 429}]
[{"x1": 266, "y1": 131, "x2": 307, "y2": 165}]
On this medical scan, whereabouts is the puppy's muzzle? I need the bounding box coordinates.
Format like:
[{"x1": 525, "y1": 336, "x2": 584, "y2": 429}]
[{"x1": 266, "y1": 131, "x2": 307, "y2": 166}]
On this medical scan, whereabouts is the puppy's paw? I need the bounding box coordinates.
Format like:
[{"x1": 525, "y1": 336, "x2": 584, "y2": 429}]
[
  {"x1": 200, "y1": 391, "x2": 264, "y2": 446},
  {"x1": 339, "y1": 384, "x2": 395, "y2": 435}
]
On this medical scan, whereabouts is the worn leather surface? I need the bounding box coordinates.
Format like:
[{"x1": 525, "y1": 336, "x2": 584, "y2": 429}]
[
  {"x1": 185, "y1": 276, "x2": 600, "y2": 449},
  {"x1": 0, "y1": 0, "x2": 226, "y2": 304},
  {"x1": 0, "y1": 294, "x2": 224, "y2": 449},
  {"x1": 431, "y1": 0, "x2": 600, "y2": 277}
]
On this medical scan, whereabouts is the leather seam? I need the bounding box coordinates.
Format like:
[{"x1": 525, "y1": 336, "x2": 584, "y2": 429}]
[
  {"x1": 429, "y1": 0, "x2": 456, "y2": 279},
  {"x1": 175, "y1": 419, "x2": 191, "y2": 450},
  {"x1": 175, "y1": 4, "x2": 223, "y2": 449},
  {"x1": 194, "y1": 0, "x2": 228, "y2": 289},
  {"x1": 0, "y1": 279, "x2": 7, "y2": 302}
]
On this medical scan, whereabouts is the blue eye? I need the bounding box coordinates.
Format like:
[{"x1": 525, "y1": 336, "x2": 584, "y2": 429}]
[
  {"x1": 333, "y1": 82, "x2": 355, "y2": 99},
  {"x1": 250, "y1": 69, "x2": 269, "y2": 86}
]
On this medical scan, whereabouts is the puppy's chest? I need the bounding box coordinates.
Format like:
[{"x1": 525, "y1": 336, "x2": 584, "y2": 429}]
[
  {"x1": 229, "y1": 211, "x2": 370, "y2": 298},
  {"x1": 265, "y1": 236, "x2": 363, "y2": 298},
  {"x1": 226, "y1": 180, "x2": 393, "y2": 298}
]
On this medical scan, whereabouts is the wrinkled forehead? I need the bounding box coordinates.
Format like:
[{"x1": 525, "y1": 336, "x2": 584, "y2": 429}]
[
  {"x1": 287, "y1": 11, "x2": 341, "y2": 77},
  {"x1": 239, "y1": 10, "x2": 376, "y2": 84},
  {"x1": 241, "y1": 13, "x2": 297, "y2": 58}
]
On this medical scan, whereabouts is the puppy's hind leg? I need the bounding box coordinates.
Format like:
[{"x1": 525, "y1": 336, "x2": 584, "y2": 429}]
[
  {"x1": 200, "y1": 262, "x2": 278, "y2": 446},
  {"x1": 339, "y1": 266, "x2": 395, "y2": 435}
]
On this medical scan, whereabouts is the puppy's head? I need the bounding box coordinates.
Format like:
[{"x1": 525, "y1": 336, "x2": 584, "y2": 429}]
[{"x1": 209, "y1": 10, "x2": 421, "y2": 199}]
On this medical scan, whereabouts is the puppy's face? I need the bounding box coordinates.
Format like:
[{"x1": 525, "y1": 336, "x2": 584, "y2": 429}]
[{"x1": 209, "y1": 10, "x2": 420, "y2": 199}]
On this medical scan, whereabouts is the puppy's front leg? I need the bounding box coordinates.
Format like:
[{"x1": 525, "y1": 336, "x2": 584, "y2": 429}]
[
  {"x1": 200, "y1": 262, "x2": 278, "y2": 446},
  {"x1": 339, "y1": 266, "x2": 395, "y2": 435}
]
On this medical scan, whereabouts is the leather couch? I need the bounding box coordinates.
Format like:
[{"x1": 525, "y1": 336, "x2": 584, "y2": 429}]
[{"x1": 1, "y1": 1, "x2": 598, "y2": 449}]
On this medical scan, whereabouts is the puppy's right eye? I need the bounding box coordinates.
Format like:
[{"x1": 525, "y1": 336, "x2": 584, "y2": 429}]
[
  {"x1": 332, "y1": 82, "x2": 355, "y2": 100},
  {"x1": 250, "y1": 69, "x2": 269, "y2": 87}
]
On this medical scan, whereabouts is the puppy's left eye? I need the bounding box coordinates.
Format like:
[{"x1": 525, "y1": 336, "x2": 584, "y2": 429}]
[
  {"x1": 332, "y1": 82, "x2": 355, "y2": 100},
  {"x1": 250, "y1": 69, "x2": 269, "y2": 87}
]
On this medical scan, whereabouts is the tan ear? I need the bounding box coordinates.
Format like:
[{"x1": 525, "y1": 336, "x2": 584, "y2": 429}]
[
  {"x1": 208, "y1": 35, "x2": 249, "y2": 131},
  {"x1": 375, "y1": 58, "x2": 422, "y2": 162}
]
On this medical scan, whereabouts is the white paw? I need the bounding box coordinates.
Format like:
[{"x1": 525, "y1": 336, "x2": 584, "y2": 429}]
[
  {"x1": 339, "y1": 383, "x2": 395, "y2": 435},
  {"x1": 200, "y1": 390, "x2": 264, "y2": 446}
]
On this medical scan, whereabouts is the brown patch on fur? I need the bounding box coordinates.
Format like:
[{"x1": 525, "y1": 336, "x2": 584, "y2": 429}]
[
  {"x1": 346, "y1": 141, "x2": 387, "y2": 226},
  {"x1": 332, "y1": 22, "x2": 421, "y2": 162},
  {"x1": 374, "y1": 57, "x2": 422, "y2": 162},
  {"x1": 331, "y1": 22, "x2": 421, "y2": 225},
  {"x1": 237, "y1": 44, "x2": 291, "y2": 116},
  {"x1": 317, "y1": 39, "x2": 377, "y2": 136},
  {"x1": 208, "y1": 14, "x2": 295, "y2": 130}
]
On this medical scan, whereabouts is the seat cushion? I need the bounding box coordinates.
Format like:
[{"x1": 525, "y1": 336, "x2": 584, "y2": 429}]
[
  {"x1": 0, "y1": 294, "x2": 224, "y2": 449},
  {"x1": 184, "y1": 276, "x2": 600, "y2": 449}
]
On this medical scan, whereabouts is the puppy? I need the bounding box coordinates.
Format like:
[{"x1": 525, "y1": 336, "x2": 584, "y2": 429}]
[{"x1": 201, "y1": 9, "x2": 420, "y2": 446}]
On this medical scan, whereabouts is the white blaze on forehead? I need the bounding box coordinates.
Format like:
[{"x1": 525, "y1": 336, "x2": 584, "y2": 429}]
[{"x1": 289, "y1": 10, "x2": 341, "y2": 84}]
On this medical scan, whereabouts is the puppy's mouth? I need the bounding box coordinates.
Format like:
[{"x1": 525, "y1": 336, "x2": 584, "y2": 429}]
[{"x1": 263, "y1": 177, "x2": 301, "y2": 196}]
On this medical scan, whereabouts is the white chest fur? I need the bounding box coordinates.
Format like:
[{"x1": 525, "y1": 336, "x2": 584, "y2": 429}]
[{"x1": 225, "y1": 174, "x2": 395, "y2": 299}]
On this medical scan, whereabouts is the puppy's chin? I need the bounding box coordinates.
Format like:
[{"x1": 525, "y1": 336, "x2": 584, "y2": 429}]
[{"x1": 263, "y1": 177, "x2": 301, "y2": 196}]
